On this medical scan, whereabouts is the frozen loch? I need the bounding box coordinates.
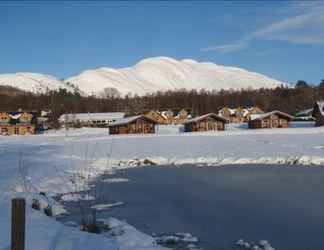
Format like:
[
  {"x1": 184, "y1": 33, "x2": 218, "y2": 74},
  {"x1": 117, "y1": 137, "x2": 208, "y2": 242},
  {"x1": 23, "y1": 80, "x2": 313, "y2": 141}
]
[{"x1": 60, "y1": 165, "x2": 324, "y2": 250}]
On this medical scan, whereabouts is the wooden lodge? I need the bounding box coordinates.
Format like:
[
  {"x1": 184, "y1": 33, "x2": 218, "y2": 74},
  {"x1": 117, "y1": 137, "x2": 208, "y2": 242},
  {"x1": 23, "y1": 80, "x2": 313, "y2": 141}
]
[
  {"x1": 108, "y1": 115, "x2": 157, "y2": 135},
  {"x1": 184, "y1": 113, "x2": 227, "y2": 132},
  {"x1": 248, "y1": 106, "x2": 264, "y2": 115},
  {"x1": 219, "y1": 106, "x2": 264, "y2": 123},
  {"x1": 145, "y1": 110, "x2": 169, "y2": 124},
  {"x1": 248, "y1": 110, "x2": 294, "y2": 129},
  {"x1": 162, "y1": 110, "x2": 174, "y2": 123},
  {"x1": 312, "y1": 101, "x2": 324, "y2": 126},
  {"x1": 173, "y1": 109, "x2": 190, "y2": 124},
  {"x1": 0, "y1": 111, "x2": 38, "y2": 135},
  {"x1": 233, "y1": 107, "x2": 249, "y2": 123},
  {"x1": 145, "y1": 109, "x2": 190, "y2": 125}
]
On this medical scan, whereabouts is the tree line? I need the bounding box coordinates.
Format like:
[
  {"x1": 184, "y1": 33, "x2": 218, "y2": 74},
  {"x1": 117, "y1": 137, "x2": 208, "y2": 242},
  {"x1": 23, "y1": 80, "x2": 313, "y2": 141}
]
[{"x1": 0, "y1": 80, "x2": 324, "y2": 122}]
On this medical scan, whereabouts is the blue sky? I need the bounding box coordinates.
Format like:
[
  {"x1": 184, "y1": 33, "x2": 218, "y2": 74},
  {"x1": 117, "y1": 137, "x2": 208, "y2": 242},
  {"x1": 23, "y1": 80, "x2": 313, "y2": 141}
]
[{"x1": 0, "y1": 1, "x2": 323, "y2": 84}]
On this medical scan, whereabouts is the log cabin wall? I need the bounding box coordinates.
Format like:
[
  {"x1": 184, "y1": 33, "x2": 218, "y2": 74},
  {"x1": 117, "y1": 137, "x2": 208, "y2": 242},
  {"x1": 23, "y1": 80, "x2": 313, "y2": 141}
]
[
  {"x1": 0, "y1": 112, "x2": 37, "y2": 135},
  {"x1": 313, "y1": 104, "x2": 324, "y2": 126},
  {"x1": 109, "y1": 117, "x2": 155, "y2": 134},
  {"x1": 249, "y1": 114, "x2": 291, "y2": 129},
  {"x1": 185, "y1": 117, "x2": 225, "y2": 132},
  {"x1": 0, "y1": 125, "x2": 36, "y2": 135},
  {"x1": 173, "y1": 109, "x2": 189, "y2": 125}
]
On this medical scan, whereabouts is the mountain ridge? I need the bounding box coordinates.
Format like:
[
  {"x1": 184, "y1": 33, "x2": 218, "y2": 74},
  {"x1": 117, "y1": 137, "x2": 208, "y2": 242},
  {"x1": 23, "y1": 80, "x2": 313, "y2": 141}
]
[{"x1": 0, "y1": 57, "x2": 287, "y2": 96}]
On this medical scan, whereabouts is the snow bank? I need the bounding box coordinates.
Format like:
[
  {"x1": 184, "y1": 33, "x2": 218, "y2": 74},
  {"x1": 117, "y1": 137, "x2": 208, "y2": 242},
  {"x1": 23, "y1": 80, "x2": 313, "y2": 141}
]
[
  {"x1": 102, "y1": 218, "x2": 169, "y2": 249},
  {"x1": 101, "y1": 177, "x2": 129, "y2": 183},
  {"x1": 236, "y1": 239, "x2": 275, "y2": 250},
  {"x1": 91, "y1": 202, "x2": 124, "y2": 211},
  {"x1": 61, "y1": 193, "x2": 95, "y2": 202},
  {"x1": 155, "y1": 232, "x2": 199, "y2": 249}
]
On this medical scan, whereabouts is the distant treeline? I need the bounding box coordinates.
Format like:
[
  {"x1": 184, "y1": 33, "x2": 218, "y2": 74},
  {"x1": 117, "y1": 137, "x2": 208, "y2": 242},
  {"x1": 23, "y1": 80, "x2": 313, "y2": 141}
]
[{"x1": 0, "y1": 80, "x2": 324, "y2": 121}]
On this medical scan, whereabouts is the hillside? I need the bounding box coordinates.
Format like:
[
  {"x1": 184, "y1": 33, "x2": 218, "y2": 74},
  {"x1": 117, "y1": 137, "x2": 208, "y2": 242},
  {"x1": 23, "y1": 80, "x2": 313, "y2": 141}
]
[
  {"x1": 65, "y1": 57, "x2": 286, "y2": 96},
  {"x1": 0, "y1": 57, "x2": 286, "y2": 96},
  {"x1": 0, "y1": 72, "x2": 73, "y2": 94}
]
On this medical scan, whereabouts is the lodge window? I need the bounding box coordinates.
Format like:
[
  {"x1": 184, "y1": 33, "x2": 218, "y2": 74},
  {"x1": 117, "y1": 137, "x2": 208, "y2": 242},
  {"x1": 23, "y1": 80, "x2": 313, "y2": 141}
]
[{"x1": 14, "y1": 127, "x2": 19, "y2": 134}]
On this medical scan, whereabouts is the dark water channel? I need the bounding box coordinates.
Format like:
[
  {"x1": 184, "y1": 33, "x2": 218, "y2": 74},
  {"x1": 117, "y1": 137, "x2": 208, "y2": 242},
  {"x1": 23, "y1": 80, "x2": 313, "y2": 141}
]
[{"x1": 59, "y1": 165, "x2": 324, "y2": 250}]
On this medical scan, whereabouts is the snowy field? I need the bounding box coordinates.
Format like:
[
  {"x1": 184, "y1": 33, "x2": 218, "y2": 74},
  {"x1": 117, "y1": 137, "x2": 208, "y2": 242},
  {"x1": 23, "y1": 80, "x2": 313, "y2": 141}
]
[{"x1": 1, "y1": 122, "x2": 324, "y2": 250}]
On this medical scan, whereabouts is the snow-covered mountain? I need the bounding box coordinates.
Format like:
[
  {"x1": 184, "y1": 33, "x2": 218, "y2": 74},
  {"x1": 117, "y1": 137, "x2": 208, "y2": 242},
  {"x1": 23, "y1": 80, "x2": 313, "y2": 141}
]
[
  {"x1": 0, "y1": 57, "x2": 286, "y2": 96},
  {"x1": 0, "y1": 72, "x2": 73, "y2": 93},
  {"x1": 65, "y1": 57, "x2": 286, "y2": 96}
]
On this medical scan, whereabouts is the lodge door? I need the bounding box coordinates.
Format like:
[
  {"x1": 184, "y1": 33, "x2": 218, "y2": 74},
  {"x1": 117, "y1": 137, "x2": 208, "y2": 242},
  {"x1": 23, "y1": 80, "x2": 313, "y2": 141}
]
[{"x1": 271, "y1": 119, "x2": 279, "y2": 128}]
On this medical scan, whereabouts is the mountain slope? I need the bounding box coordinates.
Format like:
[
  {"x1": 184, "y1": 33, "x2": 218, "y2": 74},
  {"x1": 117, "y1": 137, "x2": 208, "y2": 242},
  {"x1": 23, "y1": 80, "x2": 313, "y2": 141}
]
[
  {"x1": 0, "y1": 57, "x2": 286, "y2": 96},
  {"x1": 65, "y1": 57, "x2": 286, "y2": 96},
  {"x1": 0, "y1": 72, "x2": 73, "y2": 93}
]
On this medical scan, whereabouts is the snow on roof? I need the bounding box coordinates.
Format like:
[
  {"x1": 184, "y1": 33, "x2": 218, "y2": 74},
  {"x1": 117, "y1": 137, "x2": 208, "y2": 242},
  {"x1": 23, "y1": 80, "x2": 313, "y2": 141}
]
[
  {"x1": 218, "y1": 107, "x2": 236, "y2": 115},
  {"x1": 108, "y1": 115, "x2": 156, "y2": 126},
  {"x1": 296, "y1": 108, "x2": 313, "y2": 117},
  {"x1": 184, "y1": 113, "x2": 228, "y2": 124},
  {"x1": 219, "y1": 107, "x2": 258, "y2": 117},
  {"x1": 243, "y1": 109, "x2": 250, "y2": 117},
  {"x1": 315, "y1": 101, "x2": 324, "y2": 116},
  {"x1": 109, "y1": 115, "x2": 141, "y2": 126},
  {"x1": 160, "y1": 111, "x2": 169, "y2": 120},
  {"x1": 250, "y1": 110, "x2": 294, "y2": 121},
  {"x1": 9, "y1": 113, "x2": 22, "y2": 119},
  {"x1": 59, "y1": 112, "x2": 125, "y2": 123},
  {"x1": 41, "y1": 110, "x2": 51, "y2": 117},
  {"x1": 229, "y1": 109, "x2": 236, "y2": 115},
  {"x1": 1, "y1": 111, "x2": 37, "y2": 120},
  {"x1": 162, "y1": 110, "x2": 174, "y2": 117}
]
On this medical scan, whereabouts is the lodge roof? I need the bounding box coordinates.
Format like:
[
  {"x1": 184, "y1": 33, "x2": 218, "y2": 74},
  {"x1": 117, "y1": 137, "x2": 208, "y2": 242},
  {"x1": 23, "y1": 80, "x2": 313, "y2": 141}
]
[
  {"x1": 108, "y1": 115, "x2": 157, "y2": 126},
  {"x1": 58, "y1": 112, "x2": 125, "y2": 123},
  {"x1": 218, "y1": 106, "x2": 263, "y2": 118},
  {"x1": 184, "y1": 113, "x2": 228, "y2": 124},
  {"x1": 0, "y1": 111, "x2": 38, "y2": 119},
  {"x1": 296, "y1": 108, "x2": 314, "y2": 117},
  {"x1": 250, "y1": 110, "x2": 294, "y2": 121},
  {"x1": 313, "y1": 101, "x2": 324, "y2": 116}
]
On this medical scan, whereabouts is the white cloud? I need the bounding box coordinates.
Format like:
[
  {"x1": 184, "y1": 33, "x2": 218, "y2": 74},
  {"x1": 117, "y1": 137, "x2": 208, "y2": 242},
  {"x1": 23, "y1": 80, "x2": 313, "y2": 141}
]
[
  {"x1": 202, "y1": 2, "x2": 324, "y2": 53},
  {"x1": 200, "y1": 41, "x2": 248, "y2": 53},
  {"x1": 250, "y1": 8, "x2": 324, "y2": 44}
]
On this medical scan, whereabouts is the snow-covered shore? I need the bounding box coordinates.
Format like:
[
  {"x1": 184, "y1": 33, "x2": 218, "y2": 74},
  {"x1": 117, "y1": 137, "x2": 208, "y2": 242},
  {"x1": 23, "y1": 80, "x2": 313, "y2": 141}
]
[{"x1": 1, "y1": 123, "x2": 324, "y2": 250}]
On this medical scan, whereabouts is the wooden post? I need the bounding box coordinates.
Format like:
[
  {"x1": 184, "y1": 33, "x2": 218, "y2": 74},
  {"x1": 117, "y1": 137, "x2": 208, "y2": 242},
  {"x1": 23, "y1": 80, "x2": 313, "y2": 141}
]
[{"x1": 11, "y1": 198, "x2": 25, "y2": 250}]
